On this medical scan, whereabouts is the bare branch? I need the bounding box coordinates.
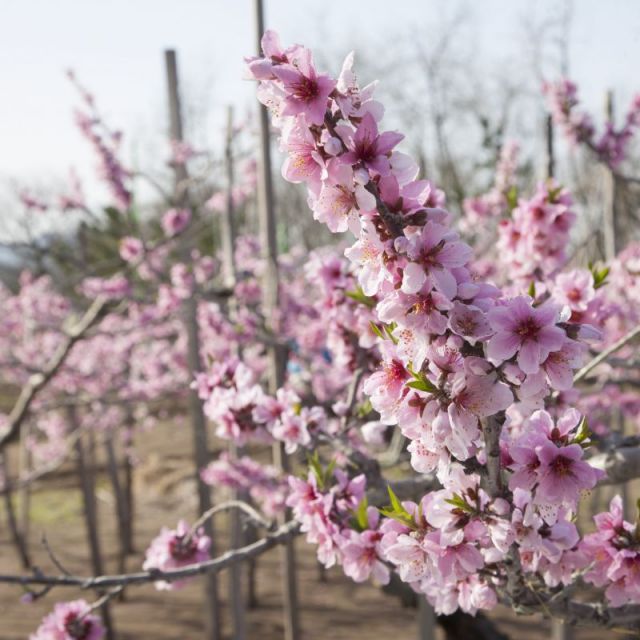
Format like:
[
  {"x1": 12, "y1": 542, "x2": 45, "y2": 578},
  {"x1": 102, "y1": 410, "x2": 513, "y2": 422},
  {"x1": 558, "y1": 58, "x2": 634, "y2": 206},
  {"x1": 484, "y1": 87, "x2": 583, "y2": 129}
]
[
  {"x1": 573, "y1": 324, "x2": 640, "y2": 384},
  {"x1": 0, "y1": 520, "x2": 301, "y2": 590}
]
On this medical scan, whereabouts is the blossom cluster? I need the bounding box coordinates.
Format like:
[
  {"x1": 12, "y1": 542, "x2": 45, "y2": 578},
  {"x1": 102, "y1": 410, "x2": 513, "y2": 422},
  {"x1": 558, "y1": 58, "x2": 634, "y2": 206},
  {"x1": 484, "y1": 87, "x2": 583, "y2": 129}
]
[
  {"x1": 142, "y1": 520, "x2": 211, "y2": 591},
  {"x1": 288, "y1": 467, "x2": 390, "y2": 584},
  {"x1": 246, "y1": 30, "x2": 617, "y2": 613},
  {"x1": 543, "y1": 78, "x2": 640, "y2": 168},
  {"x1": 30, "y1": 599, "x2": 104, "y2": 640},
  {"x1": 201, "y1": 452, "x2": 287, "y2": 517}
]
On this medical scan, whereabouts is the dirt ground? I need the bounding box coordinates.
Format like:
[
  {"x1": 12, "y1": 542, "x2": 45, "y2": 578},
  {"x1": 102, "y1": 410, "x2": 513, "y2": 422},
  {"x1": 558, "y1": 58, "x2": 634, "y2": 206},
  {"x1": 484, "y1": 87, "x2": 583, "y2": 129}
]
[{"x1": 0, "y1": 420, "x2": 613, "y2": 640}]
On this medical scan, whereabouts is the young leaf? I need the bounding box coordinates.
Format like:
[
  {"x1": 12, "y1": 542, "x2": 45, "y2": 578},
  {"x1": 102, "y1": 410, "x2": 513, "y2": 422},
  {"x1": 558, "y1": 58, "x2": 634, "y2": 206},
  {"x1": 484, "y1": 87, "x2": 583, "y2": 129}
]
[
  {"x1": 355, "y1": 497, "x2": 369, "y2": 531},
  {"x1": 572, "y1": 417, "x2": 592, "y2": 446},
  {"x1": 346, "y1": 287, "x2": 377, "y2": 308},
  {"x1": 307, "y1": 452, "x2": 325, "y2": 490},
  {"x1": 407, "y1": 379, "x2": 436, "y2": 393},
  {"x1": 369, "y1": 321, "x2": 386, "y2": 340}
]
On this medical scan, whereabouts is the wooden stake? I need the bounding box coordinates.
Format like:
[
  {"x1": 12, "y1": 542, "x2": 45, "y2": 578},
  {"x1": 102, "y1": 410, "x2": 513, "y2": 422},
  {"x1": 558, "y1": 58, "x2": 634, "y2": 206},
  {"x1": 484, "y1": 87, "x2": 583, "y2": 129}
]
[
  {"x1": 253, "y1": 2, "x2": 300, "y2": 638},
  {"x1": 545, "y1": 113, "x2": 555, "y2": 180},
  {"x1": 603, "y1": 90, "x2": 620, "y2": 260},
  {"x1": 417, "y1": 597, "x2": 437, "y2": 640},
  {"x1": 164, "y1": 49, "x2": 221, "y2": 640},
  {"x1": 0, "y1": 451, "x2": 31, "y2": 569},
  {"x1": 69, "y1": 408, "x2": 115, "y2": 640},
  {"x1": 122, "y1": 408, "x2": 135, "y2": 555},
  {"x1": 222, "y1": 104, "x2": 247, "y2": 640},
  {"x1": 104, "y1": 431, "x2": 129, "y2": 575}
]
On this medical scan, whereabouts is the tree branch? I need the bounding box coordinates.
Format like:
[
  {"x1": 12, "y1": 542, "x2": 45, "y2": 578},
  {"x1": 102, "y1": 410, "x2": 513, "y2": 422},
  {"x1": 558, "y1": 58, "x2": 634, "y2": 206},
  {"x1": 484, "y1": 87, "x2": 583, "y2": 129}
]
[
  {"x1": 0, "y1": 296, "x2": 108, "y2": 452},
  {"x1": 573, "y1": 324, "x2": 640, "y2": 384}
]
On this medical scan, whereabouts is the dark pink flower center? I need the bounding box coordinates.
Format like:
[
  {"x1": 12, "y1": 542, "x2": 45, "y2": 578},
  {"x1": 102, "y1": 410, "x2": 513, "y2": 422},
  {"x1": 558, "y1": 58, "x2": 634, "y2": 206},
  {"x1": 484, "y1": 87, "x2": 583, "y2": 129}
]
[
  {"x1": 231, "y1": 405, "x2": 256, "y2": 431},
  {"x1": 169, "y1": 535, "x2": 198, "y2": 561},
  {"x1": 353, "y1": 138, "x2": 377, "y2": 164},
  {"x1": 292, "y1": 76, "x2": 319, "y2": 102},
  {"x1": 550, "y1": 455, "x2": 574, "y2": 477},
  {"x1": 567, "y1": 288, "x2": 582, "y2": 302},
  {"x1": 516, "y1": 318, "x2": 540, "y2": 340},
  {"x1": 64, "y1": 613, "x2": 92, "y2": 640},
  {"x1": 385, "y1": 359, "x2": 409, "y2": 383},
  {"x1": 408, "y1": 295, "x2": 435, "y2": 316}
]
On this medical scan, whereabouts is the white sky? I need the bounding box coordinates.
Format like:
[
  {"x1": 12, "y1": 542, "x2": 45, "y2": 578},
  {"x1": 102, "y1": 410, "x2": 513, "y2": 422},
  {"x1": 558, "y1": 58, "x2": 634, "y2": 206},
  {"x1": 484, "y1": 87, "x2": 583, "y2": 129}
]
[{"x1": 2, "y1": 0, "x2": 640, "y2": 211}]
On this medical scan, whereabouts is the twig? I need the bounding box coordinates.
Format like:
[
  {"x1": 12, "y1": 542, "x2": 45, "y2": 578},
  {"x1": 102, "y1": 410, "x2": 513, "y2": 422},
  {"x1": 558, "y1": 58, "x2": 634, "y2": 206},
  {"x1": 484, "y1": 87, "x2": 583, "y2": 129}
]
[
  {"x1": 0, "y1": 520, "x2": 301, "y2": 590},
  {"x1": 573, "y1": 324, "x2": 640, "y2": 384},
  {"x1": 41, "y1": 534, "x2": 71, "y2": 577},
  {"x1": 190, "y1": 500, "x2": 272, "y2": 534}
]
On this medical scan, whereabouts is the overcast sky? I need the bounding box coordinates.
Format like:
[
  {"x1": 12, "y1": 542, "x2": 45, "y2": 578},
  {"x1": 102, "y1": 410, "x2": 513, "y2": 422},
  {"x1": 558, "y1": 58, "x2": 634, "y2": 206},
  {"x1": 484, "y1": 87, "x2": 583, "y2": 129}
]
[{"x1": 2, "y1": 0, "x2": 640, "y2": 210}]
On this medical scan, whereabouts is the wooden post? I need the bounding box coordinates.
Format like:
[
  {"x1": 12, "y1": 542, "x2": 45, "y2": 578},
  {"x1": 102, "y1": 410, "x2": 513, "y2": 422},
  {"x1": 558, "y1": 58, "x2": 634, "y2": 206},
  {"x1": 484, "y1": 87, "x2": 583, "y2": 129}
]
[
  {"x1": 69, "y1": 408, "x2": 115, "y2": 640},
  {"x1": 222, "y1": 105, "x2": 247, "y2": 640},
  {"x1": 603, "y1": 90, "x2": 620, "y2": 260},
  {"x1": 253, "y1": 2, "x2": 301, "y2": 639},
  {"x1": 164, "y1": 49, "x2": 221, "y2": 640},
  {"x1": 552, "y1": 620, "x2": 573, "y2": 640},
  {"x1": 548, "y1": 93, "x2": 570, "y2": 640},
  {"x1": 122, "y1": 408, "x2": 135, "y2": 555},
  {"x1": 0, "y1": 452, "x2": 31, "y2": 569},
  {"x1": 104, "y1": 430, "x2": 129, "y2": 575},
  {"x1": 545, "y1": 114, "x2": 555, "y2": 180},
  {"x1": 417, "y1": 598, "x2": 437, "y2": 640}
]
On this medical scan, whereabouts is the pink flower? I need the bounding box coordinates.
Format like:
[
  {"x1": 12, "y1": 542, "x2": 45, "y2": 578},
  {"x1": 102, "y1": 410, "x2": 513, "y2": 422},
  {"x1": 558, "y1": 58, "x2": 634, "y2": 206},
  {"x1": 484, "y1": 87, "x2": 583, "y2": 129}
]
[
  {"x1": 553, "y1": 269, "x2": 595, "y2": 312},
  {"x1": 271, "y1": 412, "x2": 312, "y2": 454},
  {"x1": 143, "y1": 520, "x2": 211, "y2": 590},
  {"x1": 119, "y1": 236, "x2": 143, "y2": 263},
  {"x1": 161, "y1": 208, "x2": 191, "y2": 237},
  {"x1": 272, "y1": 49, "x2": 336, "y2": 125},
  {"x1": 344, "y1": 220, "x2": 390, "y2": 296},
  {"x1": 540, "y1": 339, "x2": 585, "y2": 390},
  {"x1": 340, "y1": 112, "x2": 404, "y2": 175},
  {"x1": 486, "y1": 297, "x2": 566, "y2": 374},
  {"x1": 448, "y1": 302, "x2": 492, "y2": 344},
  {"x1": 281, "y1": 119, "x2": 325, "y2": 189},
  {"x1": 363, "y1": 349, "x2": 409, "y2": 424},
  {"x1": 535, "y1": 441, "x2": 599, "y2": 506},
  {"x1": 313, "y1": 164, "x2": 375, "y2": 233},
  {"x1": 396, "y1": 222, "x2": 472, "y2": 299},
  {"x1": 30, "y1": 600, "x2": 105, "y2": 640},
  {"x1": 340, "y1": 509, "x2": 390, "y2": 584}
]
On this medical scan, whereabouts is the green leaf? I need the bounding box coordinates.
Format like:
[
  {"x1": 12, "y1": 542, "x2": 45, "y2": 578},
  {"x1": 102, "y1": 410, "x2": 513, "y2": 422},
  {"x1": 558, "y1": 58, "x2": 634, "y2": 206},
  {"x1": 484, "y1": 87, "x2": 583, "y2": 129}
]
[
  {"x1": 527, "y1": 281, "x2": 536, "y2": 299},
  {"x1": 346, "y1": 287, "x2": 377, "y2": 308},
  {"x1": 307, "y1": 452, "x2": 325, "y2": 490},
  {"x1": 379, "y1": 486, "x2": 417, "y2": 529},
  {"x1": 572, "y1": 417, "x2": 592, "y2": 446},
  {"x1": 407, "y1": 379, "x2": 436, "y2": 393},
  {"x1": 506, "y1": 185, "x2": 518, "y2": 211},
  {"x1": 388, "y1": 486, "x2": 403, "y2": 513},
  {"x1": 406, "y1": 367, "x2": 437, "y2": 394},
  {"x1": 354, "y1": 497, "x2": 369, "y2": 531},
  {"x1": 547, "y1": 184, "x2": 563, "y2": 203},
  {"x1": 324, "y1": 458, "x2": 337, "y2": 486},
  {"x1": 593, "y1": 266, "x2": 610, "y2": 289},
  {"x1": 444, "y1": 493, "x2": 474, "y2": 513},
  {"x1": 357, "y1": 398, "x2": 373, "y2": 418},
  {"x1": 369, "y1": 321, "x2": 386, "y2": 340}
]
